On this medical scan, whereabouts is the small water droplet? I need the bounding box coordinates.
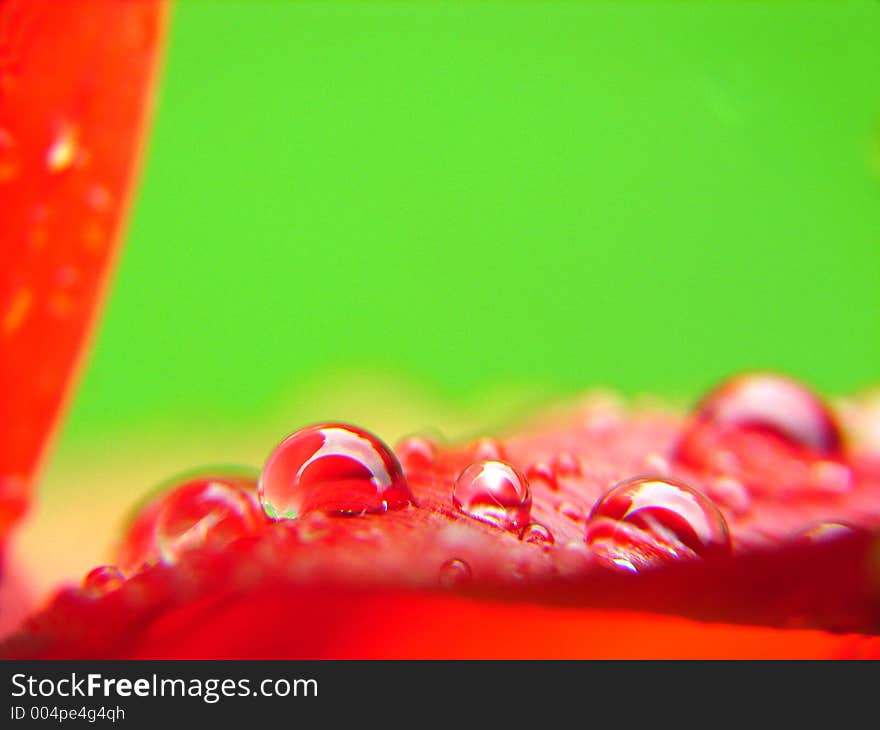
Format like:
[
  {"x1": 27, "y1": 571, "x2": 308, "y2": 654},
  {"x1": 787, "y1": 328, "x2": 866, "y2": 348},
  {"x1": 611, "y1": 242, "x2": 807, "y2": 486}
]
[
  {"x1": 585, "y1": 476, "x2": 731, "y2": 572},
  {"x1": 395, "y1": 435, "x2": 436, "y2": 473},
  {"x1": 259, "y1": 423, "x2": 413, "y2": 519},
  {"x1": 793, "y1": 520, "x2": 862, "y2": 544},
  {"x1": 557, "y1": 501, "x2": 585, "y2": 522},
  {"x1": 471, "y1": 437, "x2": 506, "y2": 461},
  {"x1": 82, "y1": 566, "x2": 125, "y2": 597},
  {"x1": 554, "y1": 452, "x2": 581, "y2": 476},
  {"x1": 452, "y1": 459, "x2": 531, "y2": 532},
  {"x1": 521, "y1": 522, "x2": 554, "y2": 547},
  {"x1": 438, "y1": 558, "x2": 472, "y2": 588},
  {"x1": 526, "y1": 461, "x2": 558, "y2": 490}
]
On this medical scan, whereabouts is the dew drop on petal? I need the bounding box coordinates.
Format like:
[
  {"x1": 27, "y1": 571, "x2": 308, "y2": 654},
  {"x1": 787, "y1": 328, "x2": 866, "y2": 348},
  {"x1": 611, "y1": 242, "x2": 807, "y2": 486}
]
[
  {"x1": 584, "y1": 476, "x2": 731, "y2": 572},
  {"x1": 116, "y1": 467, "x2": 260, "y2": 572},
  {"x1": 438, "y1": 558, "x2": 472, "y2": 588},
  {"x1": 554, "y1": 452, "x2": 581, "y2": 476},
  {"x1": 521, "y1": 522, "x2": 555, "y2": 547},
  {"x1": 395, "y1": 435, "x2": 436, "y2": 473},
  {"x1": 155, "y1": 478, "x2": 262, "y2": 563},
  {"x1": 452, "y1": 459, "x2": 531, "y2": 532},
  {"x1": 557, "y1": 501, "x2": 584, "y2": 522},
  {"x1": 676, "y1": 373, "x2": 842, "y2": 466},
  {"x1": 526, "y1": 461, "x2": 558, "y2": 490},
  {"x1": 82, "y1": 566, "x2": 125, "y2": 597},
  {"x1": 259, "y1": 423, "x2": 413, "y2": 520},
  {"x1": 471, "y1": 437, "x2": 506, "y2": 461}
]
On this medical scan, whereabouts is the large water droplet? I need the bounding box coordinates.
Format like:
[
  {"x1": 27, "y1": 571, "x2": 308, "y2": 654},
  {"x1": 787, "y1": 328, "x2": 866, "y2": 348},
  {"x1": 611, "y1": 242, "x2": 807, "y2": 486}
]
[
  {"x1": 259, "y1": 423, "x2": 413, "y2": 519},
  {"x1": 116, "y1": 467, "x2": 260, "y2": 572},
  {"x1": 584, "y1": 476, "x2": 731, "y2": 572},
  {"x1": 452, "y1": 460, "x2": 531, "y2": 532},
  {"x1": 674, "y1": 373, "x2": 844, "y2": 495},
  {"x1": 676, "y1": 373, "x2": 842, "y2": 464},
  {"x1": 155, "y1": 478, "x2": 262, "y2": 563}
]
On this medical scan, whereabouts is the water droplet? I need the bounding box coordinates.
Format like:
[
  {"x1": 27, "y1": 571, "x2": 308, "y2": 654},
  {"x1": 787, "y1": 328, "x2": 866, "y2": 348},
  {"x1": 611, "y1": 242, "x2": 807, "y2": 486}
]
[
  {"x1": 526, "y1": 461, "x2": 558, "y2": 490},
  {"x1": 82, "y1": 566, "x2": 125, "y2": 597},
  {"x1": 116, "y1": 467, "x2": 260, "y2": 572},
  {"x1": 395, "y1": 435, "x2": 436, "y2": 473},
  {"x1": 584, "y1": 476, "x2": 731, "y2": 572},
  {"x1": 438, "y1": 558, "x2": 472, "y2": 588},
  {"x1": 676, "y1": 373, "x2": 842, "y2": 467},
  {"x1": 521, "y1": 522, "x2": 554, "y2": 547},
  {"x1": 259, "y1": 423, "x2": 413, "y2": 520},
  {"x1": 452, "y1": 459, "x2": 531, "y2": 532},
  {"x1": 793, "y1": 521, "x2": 862, "y2": 544},
  {"x1": 155, "y1": 477, "x2": 262, "y2": 563},
  {"x1": 554, "y1": 452, "x2": 581, "y2": 476},
  {"x1": 557, "y1": 501, "x2": 585, "y2": 522},
  {"x1": 471, "y1": 437, "x2": 506, "y2": 461},
  {"x1": 675, "y1": 373, "x2": 845, "y2": 496}
]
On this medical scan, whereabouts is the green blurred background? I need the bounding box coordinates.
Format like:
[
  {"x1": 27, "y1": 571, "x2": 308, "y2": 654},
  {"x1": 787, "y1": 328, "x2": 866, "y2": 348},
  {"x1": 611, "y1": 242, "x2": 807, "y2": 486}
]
[{"x1": 60, "y1": 0, "x2": 880, "y2": 446}]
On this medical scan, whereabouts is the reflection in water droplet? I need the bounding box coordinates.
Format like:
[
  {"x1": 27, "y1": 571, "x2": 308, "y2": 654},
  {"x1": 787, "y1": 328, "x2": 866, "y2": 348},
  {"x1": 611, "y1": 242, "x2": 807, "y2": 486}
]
[
  {"x1": 259, "y1": 423, "x2": 413, "y2": 519},
  {"x1": 585, "y1": 476, "x2": 731, "y2": 572},
  {"x1": 438, "y1": 558, "x2": 472, "y2": 588},
  {"x1": 452, "y1": 460, "x2": 531, "y2": 532}
]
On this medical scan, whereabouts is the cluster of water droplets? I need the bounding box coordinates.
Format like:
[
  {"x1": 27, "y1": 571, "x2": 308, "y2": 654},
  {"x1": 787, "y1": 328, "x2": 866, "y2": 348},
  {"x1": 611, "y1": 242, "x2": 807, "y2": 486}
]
[{"x1": 89, "y1": 373, "x2": 862, "y2": 595}]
